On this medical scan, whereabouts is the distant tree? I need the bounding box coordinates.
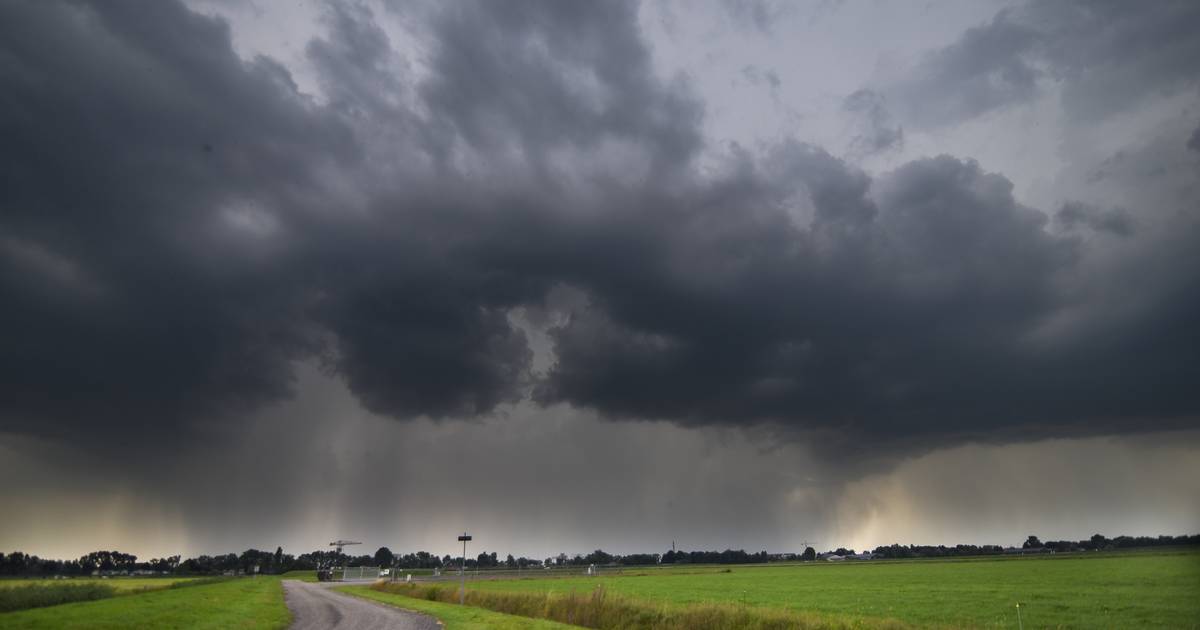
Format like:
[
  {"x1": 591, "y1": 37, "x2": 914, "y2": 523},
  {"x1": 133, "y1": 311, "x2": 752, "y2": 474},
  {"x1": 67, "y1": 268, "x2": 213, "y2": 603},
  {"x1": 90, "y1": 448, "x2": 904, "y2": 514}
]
[
  {"x1": 1022, "y1": 536, "x2": 1043, "y2": 549},
  {"x1": 274, "y1": 547, "x2": 283, "y2": 569},
  {"x1": 620, "y1": 553, "x2": 659, "y2": 566},
  {"x1": 374, "y1": 547, "x2": 395, "y2": 567},
  {"x1": 239, "y1": 549, "x2": 276, "y2": 574},
  {"x1": 505, "y1": 554, "x2": 516, "y2": 568},
  {"x1": 1112, "y1": 535, "x2": 1136, "y2": 548},
  {"x1": 585, "y1": 549, "x2": 613, "y2": 565},
  {"x1": 801, "y1": 547, "x2": 816, "y2": 561},
  {"x1": 217, "y1": 553, "x2": 239, "y2": 572},
  {"x1": 1090, "y1": 534, "x2": 1108, "y2": 549},
  {"x1": 148, "y1": 556, "x2": 179, "y2": 573}
]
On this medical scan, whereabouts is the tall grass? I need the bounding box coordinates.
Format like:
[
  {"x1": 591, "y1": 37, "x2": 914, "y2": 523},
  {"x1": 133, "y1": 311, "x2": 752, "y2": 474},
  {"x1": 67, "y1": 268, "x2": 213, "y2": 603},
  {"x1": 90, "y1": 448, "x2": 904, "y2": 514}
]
[
  {"x1": 370, "y1": 582, "x2": 911, "y2": 629},
  {"x1": 0, "y1": 582, "x2": 117, "y2": 613}
]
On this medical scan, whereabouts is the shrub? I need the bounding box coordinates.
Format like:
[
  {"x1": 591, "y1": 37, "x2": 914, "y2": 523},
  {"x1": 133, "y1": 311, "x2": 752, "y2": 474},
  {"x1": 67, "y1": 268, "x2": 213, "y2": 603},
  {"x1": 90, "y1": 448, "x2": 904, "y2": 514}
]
[{"x1": 0, "y1": 582, "x2": 117, "y2": 613}]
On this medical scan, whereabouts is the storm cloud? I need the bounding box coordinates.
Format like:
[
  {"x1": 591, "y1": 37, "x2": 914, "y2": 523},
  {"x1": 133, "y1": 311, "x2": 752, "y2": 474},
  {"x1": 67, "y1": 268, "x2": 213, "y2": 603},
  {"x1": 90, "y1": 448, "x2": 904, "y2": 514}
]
[
  {"x1": 882, "y1": 0, "x2": 1200, "y2": 126},
  {"x1": 1, "y1": 0, "x2": 1199, "y2": 564},
  {"x1": 2, "y1": 0, "x2": 1199, "y2": 463}
]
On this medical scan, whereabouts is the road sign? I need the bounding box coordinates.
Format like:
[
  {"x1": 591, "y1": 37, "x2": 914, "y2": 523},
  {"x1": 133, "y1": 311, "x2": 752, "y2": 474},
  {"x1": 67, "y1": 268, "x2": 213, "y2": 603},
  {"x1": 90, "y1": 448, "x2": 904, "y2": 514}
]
[{"x1": 458, "y1": 535, "x2": 473, "y2": 541}]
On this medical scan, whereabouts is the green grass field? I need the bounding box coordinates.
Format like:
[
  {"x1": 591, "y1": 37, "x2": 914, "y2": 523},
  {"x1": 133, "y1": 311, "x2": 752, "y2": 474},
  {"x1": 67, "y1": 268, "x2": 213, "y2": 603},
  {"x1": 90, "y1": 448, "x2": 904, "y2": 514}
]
[
  {"x1": 457, "y1": 551, "x2": 1200, "y2": 628},
  {"x1": 339, "y1": 584, "x2": 578, "y2": 629},
  {"x1": 0, "y1": 577, "x2": 199, "y2": 593},
  {"x1": 2, "y1": 552, "x2": 1194, "y2": 629},
  {"x1": 0, "y1": 577, "x2": 289, "y2": 629}
]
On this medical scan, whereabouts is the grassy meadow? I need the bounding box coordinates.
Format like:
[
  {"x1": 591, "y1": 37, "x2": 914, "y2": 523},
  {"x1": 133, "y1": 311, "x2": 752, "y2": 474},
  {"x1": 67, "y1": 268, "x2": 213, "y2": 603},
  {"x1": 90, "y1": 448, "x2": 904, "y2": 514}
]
[
  {"x1": 388, "y1": 550, "x2": 1200, "y2": 629},
  {"x1": 0, "y1": 577, "x2": 289, "y2": 629},
  {"x1": 1, "y1": 551, "x2": 1194, "y2": 629}
]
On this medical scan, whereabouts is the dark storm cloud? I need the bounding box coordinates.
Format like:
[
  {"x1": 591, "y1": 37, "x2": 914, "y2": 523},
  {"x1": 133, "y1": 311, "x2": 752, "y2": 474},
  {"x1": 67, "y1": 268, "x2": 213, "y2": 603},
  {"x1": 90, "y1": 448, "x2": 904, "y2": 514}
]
[
  {"x1": 416, "y1": 0, "x2": 702, "y2": 173},
  {"x1": 842, "y1": 89, "x2": 903, "y2": 156},
  {"x1": 538, "y1": 151, "x2": 1090, "y2": 442},
  {"x1": 0, "y1": 0, "x2": 352, "y2": 444},
  {"x1": 1, "y1": 0, "x2": 1198, "y2": 459},
  {"x1": 300, "y1": 0, "x2": 704, "y2": 418},
  {"x1": 1054, "y1": 202, "x2": 1133, "y2": 237},
  {"x1": 890, "y1": 12, "x2": 1040, "y2": 126},
  {"x1": 1189, "y1": 126, "x2": 1200, "y2": 153},
  {"x1": 885, "y1": 0, "x2": 1200, "y2": 126}
]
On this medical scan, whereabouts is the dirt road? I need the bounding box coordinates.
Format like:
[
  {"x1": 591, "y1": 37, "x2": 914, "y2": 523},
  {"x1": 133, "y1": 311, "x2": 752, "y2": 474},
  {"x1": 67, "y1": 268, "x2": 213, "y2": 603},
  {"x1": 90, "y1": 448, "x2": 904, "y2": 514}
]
[{"x1": 284, "y1": 580, "x2": 441, "y2": 630}]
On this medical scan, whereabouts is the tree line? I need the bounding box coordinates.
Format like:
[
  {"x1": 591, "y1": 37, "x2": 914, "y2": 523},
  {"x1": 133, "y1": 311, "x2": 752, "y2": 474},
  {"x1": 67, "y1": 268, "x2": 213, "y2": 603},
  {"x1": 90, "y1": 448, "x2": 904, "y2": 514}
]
[
  {"x1": 3, "y1": 532, "x2": 1196, "y2": 576},
  {"x1": 867, "y1": 533, "x2": 1200, "y2": 559}
]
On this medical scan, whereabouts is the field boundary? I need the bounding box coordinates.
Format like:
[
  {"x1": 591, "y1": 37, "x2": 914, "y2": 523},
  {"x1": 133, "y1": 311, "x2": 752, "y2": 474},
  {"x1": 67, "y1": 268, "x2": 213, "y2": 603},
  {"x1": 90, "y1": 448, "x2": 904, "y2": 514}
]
[{"x1": 368, "y1": 581, "x2": 922, "y2": 630}]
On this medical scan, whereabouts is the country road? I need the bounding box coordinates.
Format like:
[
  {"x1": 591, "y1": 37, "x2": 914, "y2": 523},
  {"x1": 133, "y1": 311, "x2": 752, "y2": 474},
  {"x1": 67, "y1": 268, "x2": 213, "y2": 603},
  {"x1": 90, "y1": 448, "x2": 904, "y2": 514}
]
[{"x1": 284, "y1": 580, "x2": 441, "y2": 630}]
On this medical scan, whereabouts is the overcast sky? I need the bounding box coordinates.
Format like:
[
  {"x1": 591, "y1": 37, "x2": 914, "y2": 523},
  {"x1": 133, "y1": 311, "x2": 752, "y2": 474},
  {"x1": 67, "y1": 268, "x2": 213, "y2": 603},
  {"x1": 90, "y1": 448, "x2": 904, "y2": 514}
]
[{"x1": 2, "y1": 0, "x2": 1198, "y2": 561}]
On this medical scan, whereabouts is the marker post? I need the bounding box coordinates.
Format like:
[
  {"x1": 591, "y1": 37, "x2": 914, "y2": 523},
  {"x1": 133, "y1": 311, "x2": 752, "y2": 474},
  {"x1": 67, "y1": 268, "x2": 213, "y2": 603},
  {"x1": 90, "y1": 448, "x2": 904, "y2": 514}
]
[{"x1": 457, "y1": 533, "x2": 472, "y2": 605}]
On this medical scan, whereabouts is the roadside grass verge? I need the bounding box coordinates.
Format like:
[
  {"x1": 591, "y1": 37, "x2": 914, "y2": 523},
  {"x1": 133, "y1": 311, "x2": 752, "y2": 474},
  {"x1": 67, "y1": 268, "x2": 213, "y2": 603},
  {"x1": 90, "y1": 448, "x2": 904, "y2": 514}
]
[
  {"x1": 368, "y1": 582, "x2": 913, "y2": 630},
  {"x1": 0, "y1": 583, "x2": 116, "y2": 613},
  {"x1": 339, "y1": 585, "x2": 577, "y2": 629},
  {"x1": 0, "y1": 577, "x2": 289, "y2": 629}
]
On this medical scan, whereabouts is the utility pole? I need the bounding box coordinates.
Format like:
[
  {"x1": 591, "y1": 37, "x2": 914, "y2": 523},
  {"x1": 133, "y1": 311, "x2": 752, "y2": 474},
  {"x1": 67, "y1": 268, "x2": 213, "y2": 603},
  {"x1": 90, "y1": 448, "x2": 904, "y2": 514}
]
[{"x1": 457, "y1": 533, "x2": 472, "y2": 605}]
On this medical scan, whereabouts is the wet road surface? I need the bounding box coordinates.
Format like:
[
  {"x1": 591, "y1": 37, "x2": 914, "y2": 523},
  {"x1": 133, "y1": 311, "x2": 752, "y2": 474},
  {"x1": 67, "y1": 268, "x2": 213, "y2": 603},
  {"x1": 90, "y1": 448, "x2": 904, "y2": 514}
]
[{"x1": 284, "y1": 580, "x2": 441, "y2": 630}]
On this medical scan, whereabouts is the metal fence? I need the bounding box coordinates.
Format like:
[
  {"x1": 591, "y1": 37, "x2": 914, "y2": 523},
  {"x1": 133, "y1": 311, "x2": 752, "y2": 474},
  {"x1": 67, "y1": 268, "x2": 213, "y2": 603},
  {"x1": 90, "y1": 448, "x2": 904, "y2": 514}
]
[
  {"x1": 335, "y1": 566, "x2": 381, "y2": 582},
  {"x1": 392, "y1": 563, "x2": 633, "y2": 583}
]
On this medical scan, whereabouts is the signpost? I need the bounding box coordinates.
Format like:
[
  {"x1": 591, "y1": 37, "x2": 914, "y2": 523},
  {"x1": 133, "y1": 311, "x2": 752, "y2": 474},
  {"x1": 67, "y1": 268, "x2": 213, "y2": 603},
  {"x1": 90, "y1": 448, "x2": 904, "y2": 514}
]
[{"x1": 457, "y1": 533, "x2": 472, "y2": 605}]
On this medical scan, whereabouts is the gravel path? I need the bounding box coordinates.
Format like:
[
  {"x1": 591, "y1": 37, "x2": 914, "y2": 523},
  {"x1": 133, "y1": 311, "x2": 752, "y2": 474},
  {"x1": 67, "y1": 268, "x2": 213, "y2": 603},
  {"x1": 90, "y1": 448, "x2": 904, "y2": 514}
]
[{"x1": 284, "y1": 580, "x2": 441, "y2": 630}]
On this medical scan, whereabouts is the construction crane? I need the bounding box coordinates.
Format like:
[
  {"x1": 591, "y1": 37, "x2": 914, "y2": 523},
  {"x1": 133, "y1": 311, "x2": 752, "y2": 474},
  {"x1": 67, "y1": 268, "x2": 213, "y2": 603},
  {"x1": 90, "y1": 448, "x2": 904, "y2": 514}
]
[
  {"x1": 329, "y1": 540, "x2": 362, "y2": 555},
  {"x1": 316, "y1": 540, "x2": 362, "y2": 582}
]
